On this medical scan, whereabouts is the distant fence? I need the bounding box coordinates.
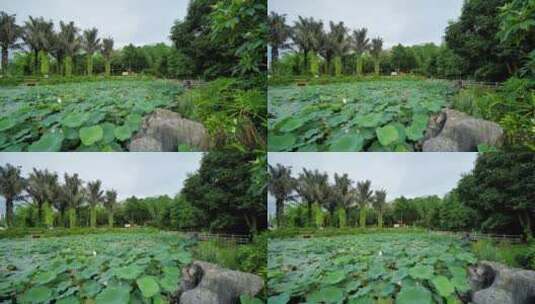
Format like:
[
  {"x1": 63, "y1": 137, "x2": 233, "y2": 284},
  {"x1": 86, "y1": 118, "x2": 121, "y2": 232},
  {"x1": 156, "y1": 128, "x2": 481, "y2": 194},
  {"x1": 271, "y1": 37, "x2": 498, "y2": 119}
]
[
  {"x1": 433, "y1": 230, "x2": 523, "y2": 244},
  {"x1": 182, "y1": 231, "x2": 251, "y2": 244}
]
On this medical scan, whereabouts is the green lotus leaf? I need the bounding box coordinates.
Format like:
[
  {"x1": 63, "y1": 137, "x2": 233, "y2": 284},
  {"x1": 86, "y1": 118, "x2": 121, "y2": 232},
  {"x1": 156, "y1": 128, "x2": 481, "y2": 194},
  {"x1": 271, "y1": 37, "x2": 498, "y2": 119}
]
[
  {"x1": 0, "y1": 117, "x2": 17, "y2": 132},
  {"x1": 432, "y1": 275, "x2": 455, "y2": 297},
  {"x1": 240, "y1": 295, "x2": 264, "y2": 304},
  {"x1": 329, "y1": 134, "x2": 364, "y2": 152},
  {"x1": 376, "y1": 125, "x2": 401, "y2": 146},
  {"x1": 278, "y1": 117, "x2": 306, "y2": 132},
  {"x1": 28, "y1": 131, "x2": 64, "y2": 152},
  {"x1": 56, "y1": 296, "x2": 80, "y2": 304},
  {"x1": 395, "y1": 286, "x2": 432, "y2": 304},
  {"x1": 269, "y1": 134, "x2": 297, "y2": 151},
  {"x1": 62, "y1": 113, "x2": 88, "y2": 128},
  {"x1": 323, "y1": 270, "x2": 346, "y2": 285},
  {"x1": 114, "y1": 264, "x2": 144, "y2": 280},
  {"x1": 408, "y1": 265, "x2": 434, "y2": 280},
  {"x1": 136, "y1": 276, "x2": 160, "y2": 298},
  {"x1": 21, "y1": 286, "x2": 52, "y2": 303},
  {"x1": 79, "y1": 126, "x2": 104, "y2": 146},
  {"x1": 100, "y1": 123, "x2": 116, "y2": 144},
  {"x1": 34, "y1": 271, "x2": 56, "y2": 285},
  {"x1": 114, "y1": 125, "x2": 133, "y2": 141},
  {"x1": 306, "y1": 287, "x2": 344, "y2": 303},
  {"x1": 268, "y1": 293, "x2": 290, "y2": 304},
  {"x1": 95, "y1": 286, "x2": 130, "y2": 304}
]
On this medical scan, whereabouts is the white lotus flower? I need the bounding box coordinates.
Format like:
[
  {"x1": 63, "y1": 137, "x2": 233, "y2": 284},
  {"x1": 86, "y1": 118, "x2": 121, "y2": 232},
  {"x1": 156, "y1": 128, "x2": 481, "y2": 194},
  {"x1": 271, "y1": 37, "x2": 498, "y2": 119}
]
[
  {"x1": 93, "y1": 251, "x2": 97, "y2": 256},
  {"x1": 57, "y1": 98, "x2": 62, "y2": 104},
  {"x1": 343, "y1": 98, "x2": 347, "y2": 104}
]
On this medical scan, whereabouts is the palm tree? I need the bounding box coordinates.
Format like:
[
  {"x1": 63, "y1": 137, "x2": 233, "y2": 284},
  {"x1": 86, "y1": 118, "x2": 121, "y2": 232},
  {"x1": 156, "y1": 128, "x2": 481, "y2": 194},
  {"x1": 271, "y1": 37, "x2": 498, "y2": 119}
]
[
  {"x1": 352, "y1": 28, "x2": 370, "y2": 76},
  {"x1": 268, "y1": 164, "x2": 295, "y2": 227},
  {"x1": 26, "y1": 169, "x2": 58, "y2": 226},
  {"x1": 292, "y1": 16, "x2": 323, "y2": 74},
  {"x1": 62, "y1": 173, "x2": 84, "y2": 228},
  {"x1": 296, "y1": 169, "x2": 329, "y2": 225},
  {"x1": 22, "y1": 16, "x2": 54, "y2": 75},
  {"x1": 100, "y1": 38, "x2": 114, "y2": 76},
  {"x1": 373, "y1": 189, "x2": 387, "y2": 229},
  {"x1": 58, "y1": 21, "x2": 81, "y2": 77},
  {"x1": 87, "y1": 180, "x2": 103, "y2": 228},
  {"x1": 356, "y1": 180, "x2": 374, "y2": 228},
  {"x1": 268, "y1": 12, "x2": 291, "y2": 68},
  {"x1": 82, "y1": 28, "x2": 100, "y2": 76},
  {"x1": 370, "y1": 37, "x2": 384, "y2": 75},
  {"x1": 0, "y1": 164, "x2": 25, "y2": 227},
  {"x1": 330, "y1": 173, "x2": 353, "y2": 222},
  {"x1": 320, "y1": 21, "x2": 349, "y2": 75},
  {"x1": 104, "y1": 189, "x2": 117, "y2": 228},
  {"x1": 0, "y1": 12, "x2": 22, "y2": 75}
]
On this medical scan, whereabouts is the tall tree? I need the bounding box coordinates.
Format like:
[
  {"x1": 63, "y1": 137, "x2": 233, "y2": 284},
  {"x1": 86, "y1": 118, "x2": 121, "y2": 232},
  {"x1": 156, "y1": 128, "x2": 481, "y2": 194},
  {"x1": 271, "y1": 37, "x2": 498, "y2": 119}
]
[
  {"x1": 268, "y1": 11, "x2": 291, "y2": 69},
  {"x1": 292, "y1": 16, "x2": 323, "y2": 74},
  {"x1": 104, "y1": 189, "x2": 117, "y2": 228},
  {"x1": 0, "y1": 12, "x2": 22, "y2": 75},
  {"x1": 445, "y1": 0, "x2": 510, "y2": 80},
  {"x1": 457, "y1": 153, "x2": 534, "y2": 240},
  {"x1": 268, "y1": 164, "x2": 295, "y2": 227},
  {"x1": 370, "y1": 37, "x2": 383, "y2": 75},
  {"x1": 23, "y1": 16, "x2": 54, "y2": 75},
  {"x1": 328, "y1": 173, "x2": 353, "y2": 224},
  {"x1": 100, "y1": 38, "x2": 114, "y2": 76},
  {"x1": 356, "y1": 180, "x2": 373, "y2": 228},
  {"x1": 62, "y1": 173, "x2": 84, "y2": 228},
  {"x1": 373, "y1": 189, "x2": 387, "y2": 229},
  {"x1": 87, "y1": 180, "x2": 103, "y2": 228},
  {"x1": 82, "y1": 28, "x2": 100, "y2": 76},
  {"x1": 320, "y1": 21, "x2": 349, "y2": 75},
  {"x1": 58, "y1": 21, "x2": 80, "y2": 76},
  {"x1": 352, "y1": 28, "x2": 370, "y2": 76},
  {"x1": 26, "y1": 169, "x2": 58, "y2": 226},
  {"x1": 0, "y1": 164, "x2": 25, "y2": 227},
  {"x1": 295, "y1": 169, "x2": 329, "y2": 225}
]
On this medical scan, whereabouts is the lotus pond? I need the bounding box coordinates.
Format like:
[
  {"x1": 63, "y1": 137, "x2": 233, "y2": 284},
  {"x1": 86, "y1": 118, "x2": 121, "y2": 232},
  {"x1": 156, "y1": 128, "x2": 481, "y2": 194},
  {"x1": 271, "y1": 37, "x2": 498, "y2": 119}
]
[
  {"x1": 0, "y1": 80, "x2": 184, "y2": 152},
  {"x1": 268, "y1": 80, "x2": 457, "y2": 152},
  {"x1": 0, "y1": 232, "x2": 194, "y2": 303},
  {"x1": 268, "y1": 233, "x2": 475, "y2": 304}
]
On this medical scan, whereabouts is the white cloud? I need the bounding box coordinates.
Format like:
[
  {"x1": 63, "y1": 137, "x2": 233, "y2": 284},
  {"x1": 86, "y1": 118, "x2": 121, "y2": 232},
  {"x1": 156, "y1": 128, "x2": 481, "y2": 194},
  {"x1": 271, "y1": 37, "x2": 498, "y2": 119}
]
[{"x1": 269, "y1": 0, "x2": 464, "y2": 48}]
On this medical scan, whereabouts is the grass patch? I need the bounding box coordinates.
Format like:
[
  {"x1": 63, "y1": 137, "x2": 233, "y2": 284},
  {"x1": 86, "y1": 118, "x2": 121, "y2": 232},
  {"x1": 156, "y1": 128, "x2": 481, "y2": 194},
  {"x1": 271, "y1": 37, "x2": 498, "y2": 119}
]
[{"x1": 471, "y1": 239, "x2": 535, "y2": 270}]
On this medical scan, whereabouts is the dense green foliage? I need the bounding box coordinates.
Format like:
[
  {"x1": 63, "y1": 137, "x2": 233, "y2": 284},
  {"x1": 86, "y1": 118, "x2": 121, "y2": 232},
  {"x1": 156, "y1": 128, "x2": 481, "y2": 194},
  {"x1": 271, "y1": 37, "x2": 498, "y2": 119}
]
[
  {"x1": 268, "y1": 79, "x2": 455, "y2": 151},
  {"x1": 268, "y1": 233, "x2": 475, "y2": 303},
  {"x1": 269, "y1": 153, "x2": 534, "y2": 241},
  {"x1": 0, "y1": 80, "x2": 184, "y2": 152},
  {"x1": 0, "y1": 232, "x2": 195, "y2": 303}
]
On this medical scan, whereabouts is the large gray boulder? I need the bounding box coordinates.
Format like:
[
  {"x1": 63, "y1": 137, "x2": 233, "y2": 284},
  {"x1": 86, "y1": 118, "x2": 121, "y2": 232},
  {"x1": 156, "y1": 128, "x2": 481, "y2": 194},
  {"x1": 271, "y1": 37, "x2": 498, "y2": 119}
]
[
  {"x1": 129, "y1": 109, "x2": 210, "y2": 152},
  {"x1": 422, "y1": 109, "x2": 503, "y2": 152},
  {"x1": 179, "y1": 261, "x2": 264, "y2": 304},
  {"x1": 468, "y1": 261, "x2": 535, "y2": 304}
]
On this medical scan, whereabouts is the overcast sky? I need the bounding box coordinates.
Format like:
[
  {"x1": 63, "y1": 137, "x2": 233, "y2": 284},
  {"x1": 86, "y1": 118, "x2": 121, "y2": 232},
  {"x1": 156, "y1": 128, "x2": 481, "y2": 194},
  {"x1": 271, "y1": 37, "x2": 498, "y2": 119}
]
[
  {"x1": 0, "y1": 153, "x2": 203, "y2": 216},
  {"x1": 2, "y1": 0, "x2": 190, "y2": 47},
  {"x1": 269, "y1": 0, "x2": 465, "y2": 48},
  {"x1": 267, "y1": 153, "x2": 477, "y2": 216}
]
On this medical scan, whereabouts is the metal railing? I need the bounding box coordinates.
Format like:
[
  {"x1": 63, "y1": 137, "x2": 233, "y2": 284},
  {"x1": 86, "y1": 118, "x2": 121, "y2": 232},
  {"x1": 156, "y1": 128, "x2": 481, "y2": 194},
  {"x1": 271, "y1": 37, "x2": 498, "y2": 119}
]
[{"x1": 183, "y1": 231, "x2": 251, "y2": 244}]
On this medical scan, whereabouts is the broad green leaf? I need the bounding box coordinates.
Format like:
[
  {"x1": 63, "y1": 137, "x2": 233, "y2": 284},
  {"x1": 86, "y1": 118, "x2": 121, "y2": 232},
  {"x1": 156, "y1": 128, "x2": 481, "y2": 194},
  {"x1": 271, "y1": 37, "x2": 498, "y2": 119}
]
[
  {"x1": 408, "y1": 265, "x2": 434, "y2": 280},
  {"x1": 114, "y1": 125, "x2": 133, "y2": 141},
  {"x1": 240, "y1": 295, "x2": 264, "y2": 304},
  {"x1": 0, "y1": 117, "x2": 17, "y2": 132},
  {"x1": 329, "y1": 134, "x2": 364, "y2": 151},
  {"x1": 432, "y1": 276, "x2": 455, "y2": 297},
  {"x1": 323, "y1": 270, "x2": 346, "y2": 285},
  {"x1": 396, "y1": 286, "x2": 432, "y2": 304},
  {"x1": 95, "y1": 286, "x2": 130, "y2": 304},
  {"x1": 28, "y1": 131, "x2": 64, "y2": 152},
  {"x1": 62, "y1": 113, "x2": 88, "y2": 128},
  {"x1": 79, "y1": 126, "x2": 104, "y2": 146},
  {"x1": 269, "y1": 134, "x2": 296, "y2": 151},
  {"x1": 114, "y1": 264, "x2": 144, "y2": 280},
  {"x1": 268, "y1": 293, "x2": 290, "y2": 304},
  {"x1": 278, "y1": 117, "x2": 305, "y2": 132},
  {"x1": 136, "y1": 276, "x2": 160, "y2": 298},
  {"x1": 306, "y1": 287, "x2": 344, "y2": 303},
  {"x1": 376, "y1": 125, "x2": 401, "y2": 146},
  {"x1": 21, "y1": 286, "x2": 52, "y2": 303}
]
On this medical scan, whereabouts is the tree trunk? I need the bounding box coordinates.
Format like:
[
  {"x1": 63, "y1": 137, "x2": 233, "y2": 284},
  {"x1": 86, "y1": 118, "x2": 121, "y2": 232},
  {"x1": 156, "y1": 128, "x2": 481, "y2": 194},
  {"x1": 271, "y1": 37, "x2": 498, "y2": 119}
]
[
  {"x1": 105, "y1": 61, "x2": 111, "y2": 77},
  {"x1": 276, "y1": 198, "x2": 283, "y2": 228},
  {"x1": 65, "y1": 56, "x2": 73, "y2": 77},
  {"x1": 5, "y1": 198, "x2": 13, "y2": 227},
  {"x1": 359, "y1": 206, "x2": 366, "y2": 228},
  {"x1": 90, "y1": 205, "x2": 97, "y2": 228},
  {"x1": 303, "y1": 50, "x2": 309, "y2": 75},
  {"x1": 307, "y1": 201, "x2": 313, "y2": 227},
  {"x1": 378, "y1": 211, "x2": 383, "y2": 229},
  {"x1": 34, "y1": 49, "x2": 39, "y2": 76},
  {"x1": 374, "y1": 59, "x2": 380, "y2": 76},
  {"x1": 356, "y1": 56, "x2": 363, "y2": 76},
  {"x1": 68, "y1": 208, "x2": 76, "y2": 228},
  {"x1": 518, "y1": 212, "x2": 533, "y2": 241},
  {"x1": 87, "y1": 54, "x2": 93, "y2": 76},
  {"x1": 272, "y1": 47, "x2": 279, "y2": 67},
  {"x1": 1, "y1": 48, "x2": 8, "y2": 75},
  {"x1": 108, "y1": 211, "x2": 114, "y2": 228},
  {"x1": 37, "y1": 202, "x2": 44, "y2": 227}
]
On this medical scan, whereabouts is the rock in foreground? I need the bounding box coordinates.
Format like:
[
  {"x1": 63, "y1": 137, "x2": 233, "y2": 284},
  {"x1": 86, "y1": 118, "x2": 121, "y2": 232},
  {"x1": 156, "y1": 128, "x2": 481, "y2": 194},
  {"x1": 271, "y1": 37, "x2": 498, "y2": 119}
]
[
  {"x1": 179, "y1": 261, "x2": 264, "y2": 304},
  {"x1": 423, "y1": 109, "x2": 503, "y2": 152},
  {"x1": 129, "y1": 109, "x2": 210, "y2": 152},
  {"x1": 468, "y1": 261, "x2": 535, "y2": 304}
]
